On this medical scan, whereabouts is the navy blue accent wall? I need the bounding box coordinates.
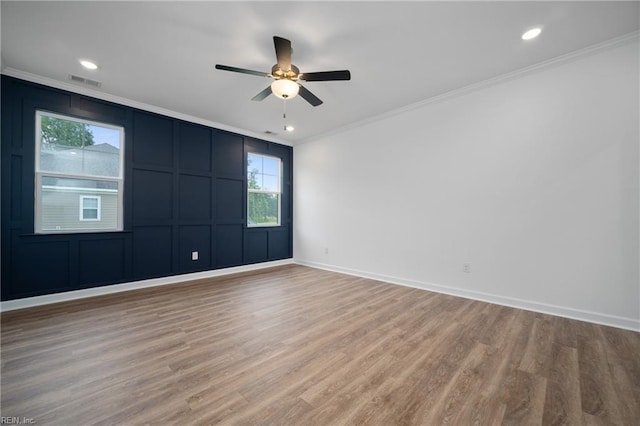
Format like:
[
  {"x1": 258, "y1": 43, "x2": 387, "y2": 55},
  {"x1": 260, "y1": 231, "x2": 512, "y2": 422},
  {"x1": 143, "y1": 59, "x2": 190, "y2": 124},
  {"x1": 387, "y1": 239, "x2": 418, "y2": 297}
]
[{"x1": 1, "y1": 76, "x2": 293, "y2": 301}]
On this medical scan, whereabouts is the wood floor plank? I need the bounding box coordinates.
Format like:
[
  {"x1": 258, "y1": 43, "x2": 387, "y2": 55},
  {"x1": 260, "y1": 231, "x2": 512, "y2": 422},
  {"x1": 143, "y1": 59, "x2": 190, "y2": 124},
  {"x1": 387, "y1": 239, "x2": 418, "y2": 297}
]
[
  {"x1": 552, "y1": 315, "x2": 578, "y2": 348},
  {"x1": 519, "y1": 315, "x2": 555, "y2": 377},
  {"x1": 446, "y1": 307, "x2": 529, "y2": 425},
  {"x1": 419, "y1": 342, "x2": 492, "y2": 425},
  {"x1": 502, "y1": 369, "x2": 547, "y2": 425},
  {"x1": 577, "y1": 335, "x2": 625, "y2": 425},
  {"x1": 542, "y1": 344, "x2": 582, "y2": 425},
  {"x1": 1, "y1": 264, "x2": 638, "y2": 425}
]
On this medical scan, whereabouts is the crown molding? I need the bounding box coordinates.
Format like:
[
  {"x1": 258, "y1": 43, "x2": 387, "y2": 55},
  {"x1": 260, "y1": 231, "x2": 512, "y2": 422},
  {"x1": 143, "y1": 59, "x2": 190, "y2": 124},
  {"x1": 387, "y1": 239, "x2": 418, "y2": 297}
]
[
  {"x1": 298, "y1": 31, "x2": 639, "y2": 146},
  {"x1": 0, "y1": 67, "x2": 293, "y2": 147}
]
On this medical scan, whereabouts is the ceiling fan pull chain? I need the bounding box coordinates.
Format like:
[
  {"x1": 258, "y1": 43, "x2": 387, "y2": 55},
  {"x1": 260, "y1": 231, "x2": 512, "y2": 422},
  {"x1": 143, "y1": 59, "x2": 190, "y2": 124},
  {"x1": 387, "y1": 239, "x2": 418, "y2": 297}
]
[{"x1": 283, "y1": 98, "x2": 287, "y2": 131}]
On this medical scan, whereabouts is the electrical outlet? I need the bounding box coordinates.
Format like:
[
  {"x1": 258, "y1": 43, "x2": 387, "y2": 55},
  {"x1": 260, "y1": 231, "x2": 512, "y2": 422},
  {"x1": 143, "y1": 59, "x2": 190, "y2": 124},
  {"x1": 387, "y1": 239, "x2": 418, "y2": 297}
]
[
  {"x1": 324, "y1": 247, "x2": 329, "y2": 255},
  {"x1": 191, "y1": 251, "x2": 198, "y2": 261},
  {"x1": 463, "y1": 263, "x2": 471, "y2": 273}
]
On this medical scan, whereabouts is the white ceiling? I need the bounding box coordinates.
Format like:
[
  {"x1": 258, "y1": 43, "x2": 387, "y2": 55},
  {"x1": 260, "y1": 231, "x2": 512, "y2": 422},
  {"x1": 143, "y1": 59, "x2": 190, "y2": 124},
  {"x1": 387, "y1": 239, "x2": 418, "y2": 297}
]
[{"x1": 2, "y1": 1, "x2": 638, "y2": 144}]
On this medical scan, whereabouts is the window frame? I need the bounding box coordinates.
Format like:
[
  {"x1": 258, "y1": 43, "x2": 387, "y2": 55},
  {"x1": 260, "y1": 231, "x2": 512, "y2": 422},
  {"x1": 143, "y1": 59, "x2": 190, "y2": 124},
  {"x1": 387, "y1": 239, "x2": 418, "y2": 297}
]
[
  {"x1": 34, "y1": 110, "x2": 125, "y2": 234},
  {"x1": 247, "y1": 152, "x2": 282, "y2": 228},
  {"x1": 79, "y1": 195, "x2": 101, "y2": 221}
]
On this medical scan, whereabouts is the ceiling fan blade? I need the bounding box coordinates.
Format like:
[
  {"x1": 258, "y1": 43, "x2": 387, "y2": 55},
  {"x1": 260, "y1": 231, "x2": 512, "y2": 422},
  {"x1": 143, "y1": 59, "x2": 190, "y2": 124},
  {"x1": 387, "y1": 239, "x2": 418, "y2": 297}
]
[
  {"x1": 251, "y1": 86, "x2": 272, "y2": 102},
  {"x1": 298, "y1": 84, "x2": 323, "y2": 107},
  {"x1": 299, "y1": 70, "x2": 351, "y2": 82},
  {"x1": 274, "y1": 36, "x2": 292, "y2": 72},
  {"x1": 215, "y1": 64, "x2": 269, "y2": 78}
]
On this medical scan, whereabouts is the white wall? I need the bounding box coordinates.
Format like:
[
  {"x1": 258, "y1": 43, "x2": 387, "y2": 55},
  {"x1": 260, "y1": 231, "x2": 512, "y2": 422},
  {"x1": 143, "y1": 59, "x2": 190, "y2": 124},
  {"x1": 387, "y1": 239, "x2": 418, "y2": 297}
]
[{"x1": 294, "y1": 38, "x2": 640, "y2": 331}]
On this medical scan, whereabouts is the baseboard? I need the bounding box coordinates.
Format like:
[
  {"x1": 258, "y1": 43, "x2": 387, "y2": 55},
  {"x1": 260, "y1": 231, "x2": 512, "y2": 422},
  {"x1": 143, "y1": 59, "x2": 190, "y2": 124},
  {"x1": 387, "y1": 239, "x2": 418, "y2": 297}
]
[
  {"x1": 5, "y1": 258, "x2": 637, "y2": 332},
  {"x1": 0, "y1": 259, "x2": 295, "y2": 312},
  {"x1": 295, "y1": 259, "x2": 640, "y2": 332}
]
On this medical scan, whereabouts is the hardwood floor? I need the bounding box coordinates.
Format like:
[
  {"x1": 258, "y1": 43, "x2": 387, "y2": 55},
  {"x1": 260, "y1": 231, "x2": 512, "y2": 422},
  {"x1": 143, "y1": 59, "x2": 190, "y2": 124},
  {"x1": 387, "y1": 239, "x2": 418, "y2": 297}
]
[{"x1": 1, "y1": 264, "x2": 639, "y2": 425}]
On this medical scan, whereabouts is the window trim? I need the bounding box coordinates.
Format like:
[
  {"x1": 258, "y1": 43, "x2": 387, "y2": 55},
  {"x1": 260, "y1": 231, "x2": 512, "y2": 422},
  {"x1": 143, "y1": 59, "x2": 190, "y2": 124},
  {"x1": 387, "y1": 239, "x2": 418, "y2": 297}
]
[
  {"x1": 34, "y1": 110, "x2": 125, "y2": 234},
  {"x1": 247, "y1": 152, "x2": 282, "y2": 228},
  {"x1": 80, "y1": 195, "x2": 101, "y2": 221}
]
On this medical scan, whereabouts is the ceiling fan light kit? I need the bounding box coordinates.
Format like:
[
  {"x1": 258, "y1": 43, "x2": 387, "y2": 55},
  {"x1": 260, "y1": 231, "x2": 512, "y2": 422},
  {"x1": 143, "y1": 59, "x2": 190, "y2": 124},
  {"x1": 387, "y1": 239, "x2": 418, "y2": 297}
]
[
  {"x1": 215, "y1": 36, "x2": 351, "y2": 107},
  {"x1": 271, "y1": 79, "x2": 300, "y2": 99}
]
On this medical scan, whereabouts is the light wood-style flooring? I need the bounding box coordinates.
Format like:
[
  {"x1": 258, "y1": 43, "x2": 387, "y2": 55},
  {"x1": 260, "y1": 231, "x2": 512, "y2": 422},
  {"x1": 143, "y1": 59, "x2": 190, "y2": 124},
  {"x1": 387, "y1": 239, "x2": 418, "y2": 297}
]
[{"x1": 1, "y1": 265, "x2": 639, "y2": 425}]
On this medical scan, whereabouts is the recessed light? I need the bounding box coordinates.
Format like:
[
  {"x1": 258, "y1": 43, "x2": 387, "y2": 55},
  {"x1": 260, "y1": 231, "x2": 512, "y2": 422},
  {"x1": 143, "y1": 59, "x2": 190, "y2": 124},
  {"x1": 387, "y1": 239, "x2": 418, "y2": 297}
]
[
  {"x1": 522, "y1": 28, "x2": 542, "y2": 41},
  {"x1": 80, "y1": 60, "x2": 98, "y2": 70},
  {"x1": 285, "y1": 125, "x2": 295, "y2": 132}
]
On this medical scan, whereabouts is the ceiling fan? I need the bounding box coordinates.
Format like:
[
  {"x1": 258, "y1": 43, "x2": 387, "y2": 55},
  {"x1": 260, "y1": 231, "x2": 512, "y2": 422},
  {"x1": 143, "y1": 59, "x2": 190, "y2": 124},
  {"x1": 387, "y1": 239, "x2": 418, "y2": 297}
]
[{"x1": 215, "y1": 36, "x2": 351, "y2": 107}]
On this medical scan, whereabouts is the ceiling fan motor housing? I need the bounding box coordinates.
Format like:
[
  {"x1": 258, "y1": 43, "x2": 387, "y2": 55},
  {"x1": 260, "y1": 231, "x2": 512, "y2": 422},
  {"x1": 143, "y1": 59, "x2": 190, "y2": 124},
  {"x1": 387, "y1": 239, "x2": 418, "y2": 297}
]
[
  {"x1": 215, "y1": 35, "x2": 350, "y2": 107},
  {"x1": 272, "y1": 64, "x2": 299, "y2": 80}
]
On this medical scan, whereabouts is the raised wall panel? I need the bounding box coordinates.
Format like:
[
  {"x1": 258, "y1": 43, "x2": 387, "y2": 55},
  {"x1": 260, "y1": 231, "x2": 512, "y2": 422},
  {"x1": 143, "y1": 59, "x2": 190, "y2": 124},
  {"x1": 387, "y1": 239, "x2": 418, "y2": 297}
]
[
  {"x1": 281, "y1": 185, "x2": 292, "y2": 224},
  {"x1": 79, "y1": 239, "x2": 125, "y2": 286},
  {"x1": 179, "y1": 175, "x2": 211, "y2": 221},
  {"x1": 10, "y1": 156, "x2": 22, "y2": 221},
  {"x1": 22, "y1": 91, "x2": 71, "y2": 129},
  {"x1": 245, "y1": 230, "x2": 268, "y2": 264},
  {"x1": 179, "y1": 225, "x2": 211, "y2": 272},
  {"x1": 179, "y1": 123, "x2": 211, "y2": 172},
  {"x1": 214, "y1": 131, "x2": 243, "y2": 177},
  {"x1": 216, "y1": 178, "x2": 243, "y2": 223},
  {"x1": 245, "y1": 138, "x2": 269, "y2": 154},
  {"x1": 132, "y1": 226, "x2": 172, "y2": 278},
  {"x1": 268, "y1": 143, "x2": 291, "y2": 162},
  {"x1": 1, "y1": 76, "x2": 292, "y2": 301},
  {"x1": 133, "y1": 111, "x2": 173, "y2": 167},
  {"x1": 11, "y1": 238, "x2": 70, "y2": 296},
  {"x1": 216, "y1": 224, "x2": 243, "y2": 267},
  {"x1": 71, "y1": 97, "x2": 127, "y2": 123},
  {"x1": 132, "y1": 169, "x2": 173, "y2": 222},
  {"x1": 268, "y1": 228, "x2": 290, "y2": 260}
]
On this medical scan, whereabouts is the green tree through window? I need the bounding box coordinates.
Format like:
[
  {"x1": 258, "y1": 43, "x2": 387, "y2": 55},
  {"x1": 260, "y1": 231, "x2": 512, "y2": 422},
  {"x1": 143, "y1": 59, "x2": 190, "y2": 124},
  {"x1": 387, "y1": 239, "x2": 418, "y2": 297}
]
[
  {"x1": 35, "y1": 111, "x2": 124, "y2": 234},
  {"x1": 41, "y1": 115, "x2": 95, "y2": 148}
]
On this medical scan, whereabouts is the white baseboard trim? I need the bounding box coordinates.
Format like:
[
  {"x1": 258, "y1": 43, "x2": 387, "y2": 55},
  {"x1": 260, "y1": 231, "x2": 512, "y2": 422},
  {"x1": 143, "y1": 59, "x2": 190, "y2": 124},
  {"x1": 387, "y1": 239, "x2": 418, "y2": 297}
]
[
  {"x1": 295, "y1": 259, "x2": 640, "y2": 332},
  {"x1": 0, "y1": 259, "x2": 295, "y2": 313}
]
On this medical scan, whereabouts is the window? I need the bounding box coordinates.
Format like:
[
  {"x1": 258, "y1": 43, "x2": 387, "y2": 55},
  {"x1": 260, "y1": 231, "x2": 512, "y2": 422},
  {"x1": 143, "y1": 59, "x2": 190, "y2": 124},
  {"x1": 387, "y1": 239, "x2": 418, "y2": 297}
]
[
  {"x1": 80, "y1": 196, "x2": 101, "y2": 221},
  {"x1": 247, "y1": 153, "x2": 282, "y2": 227},
  {"x1": 35, "y1": 111, "x2": 124, "y2": 233}
]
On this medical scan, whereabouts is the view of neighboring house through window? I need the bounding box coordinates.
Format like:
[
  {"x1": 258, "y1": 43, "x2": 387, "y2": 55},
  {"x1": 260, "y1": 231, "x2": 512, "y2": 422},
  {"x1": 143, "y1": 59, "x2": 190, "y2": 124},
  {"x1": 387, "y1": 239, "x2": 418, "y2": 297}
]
[
  {"x1": 35, "y1": 111, "x2": 124, "y2": 233},
  {"x1": 247, "y1": 153, "x2": 282, "y2": 227}
]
